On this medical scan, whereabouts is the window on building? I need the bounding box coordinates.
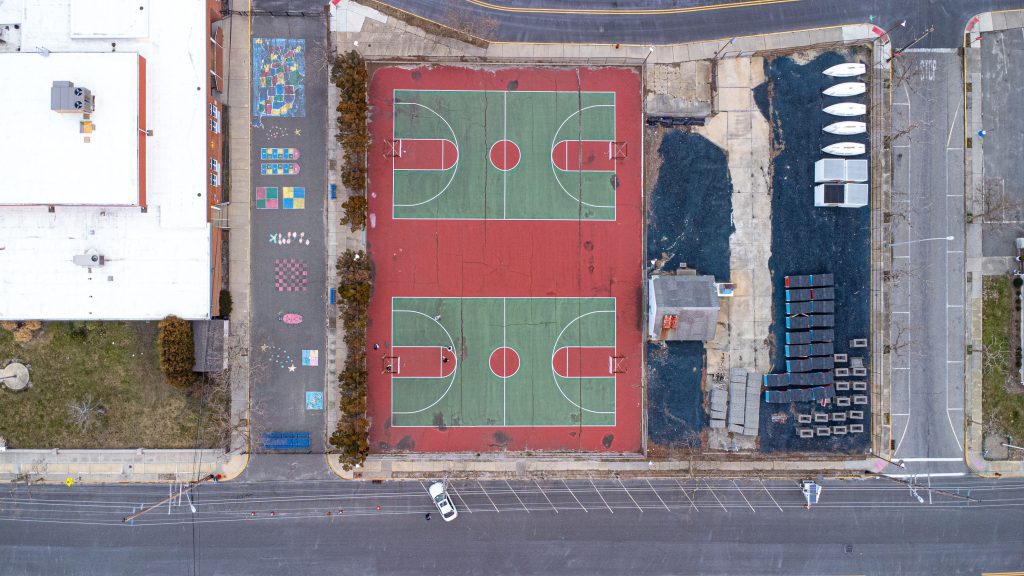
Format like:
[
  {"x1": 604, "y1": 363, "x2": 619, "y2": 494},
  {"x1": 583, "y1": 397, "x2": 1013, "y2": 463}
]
[
  {"x1": 210, "y1": 172, "x2": 220, "y2": 187},
  {"x1": 210, "y1": 158, "x2": 220, "y2": 172},
  {"x1": 210, "y1": 118, "x2": 220, "y2": 134},
  {"x1": 209, "y1": 103, "x2": 220, "y2": 120}
]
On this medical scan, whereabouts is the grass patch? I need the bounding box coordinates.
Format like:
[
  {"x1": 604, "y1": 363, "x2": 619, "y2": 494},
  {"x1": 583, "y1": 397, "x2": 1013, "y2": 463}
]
[
  {"x1": 982, "y1": 276, "x2": 1024, "y2": 440},
  {"x1": 0, "y1": 322, "x2": 227, "y2": 449}
]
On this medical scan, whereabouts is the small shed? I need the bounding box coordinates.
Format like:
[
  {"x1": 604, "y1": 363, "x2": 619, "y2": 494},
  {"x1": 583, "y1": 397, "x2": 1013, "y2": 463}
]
[
  {"x1": 648, "y1": 275, "x2": 720, "y2": 341},
  {"x1": 815, "y1": 183, "x2": 869, "y2": 208},
  {"x1": 814, "y1": 158, "x2": 868, "y2": 183},
  {"x1": 192, "y1": 319, "x2": 228, "y2": 373}
]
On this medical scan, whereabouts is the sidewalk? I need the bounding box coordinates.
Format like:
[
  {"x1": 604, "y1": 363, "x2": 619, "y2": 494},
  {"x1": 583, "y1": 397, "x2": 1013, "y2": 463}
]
[
  {"x1": 963, "y1": 9, "x2": 1024, "y2": 477},
  {"x1": 326, "y1": 1, "x2": 899, "y2": 481}
]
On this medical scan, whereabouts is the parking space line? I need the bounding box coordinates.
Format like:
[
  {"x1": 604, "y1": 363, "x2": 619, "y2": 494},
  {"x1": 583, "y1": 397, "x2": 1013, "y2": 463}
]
[
  {"x1": 705, "y1": 480, "x2": 727, "y2": 512},
  {"x1": 506, "y1": 480, "x2": 529, "y2": 513},
  {"x1": 646, "y1": 479, "x2": 671, "y2": 512},
  {"x1": 535, "y1": 481, "x2": 558, "y2": 513},
  {"x1": 733, "y1": 480, "x2": 755, "y2": 513},
  {"x1": 618, "y1": 479, "x2": 643, "y2": 512},
  {"x1": 477, "y1": 481, "x2": 499, "y2": 513},
  {"x1": 563, "y1": 480, "x2": 587, "y2": 512},
  {"x1": 760, "y1": 480, "x2": 783, "y2": 512},
  {"x1": 675, "y1": 479, "x2": 698, "y2": 512},
  {"x1": 591, "y1": 479, "x2": 614, "y2": 513},
  {"x1": 448, "y1": 483, "x2": 472, "y2": 513}
]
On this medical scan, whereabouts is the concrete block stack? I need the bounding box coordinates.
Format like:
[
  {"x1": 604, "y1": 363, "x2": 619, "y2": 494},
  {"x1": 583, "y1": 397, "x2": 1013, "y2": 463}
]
[
  {"x1": 709, "y1": 387, "x2": 728, "y2": 428},
  {"x1": 722, "y1": 368, "x2": 761, "y2": 436}
]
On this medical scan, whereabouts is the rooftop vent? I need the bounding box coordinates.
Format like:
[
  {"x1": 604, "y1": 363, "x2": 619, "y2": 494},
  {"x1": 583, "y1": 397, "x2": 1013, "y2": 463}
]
[
  {"x1": 73, "y1": 249, "x2": 105, "y2": 267},
  {"x1": 51, "y1": 81, "x2": 94, "y2": 114}
]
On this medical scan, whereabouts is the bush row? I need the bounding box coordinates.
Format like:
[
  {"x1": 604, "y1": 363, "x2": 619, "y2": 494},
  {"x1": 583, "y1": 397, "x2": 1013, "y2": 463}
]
[
  {"x1": 329, "y1": 250, "x2": 373, "y2": 469},
  {"x1": 332, "y1": 51, "x2": 369, "y2": 231}
]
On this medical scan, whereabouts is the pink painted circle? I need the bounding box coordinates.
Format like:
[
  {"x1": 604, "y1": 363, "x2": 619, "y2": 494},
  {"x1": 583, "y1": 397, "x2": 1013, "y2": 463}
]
[
  {"x1": 489, "y1": 140, "x2": 521, "y2": 171},
  {"x1": 489, "y1": 347, "x2": 521, "y2": 378}
]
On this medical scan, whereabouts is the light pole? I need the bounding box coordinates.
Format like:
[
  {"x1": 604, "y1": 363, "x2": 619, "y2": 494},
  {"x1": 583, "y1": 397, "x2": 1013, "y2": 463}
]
[
  {"x1": 641, "y1": 45, "x2": 655, "y2": 67},
  {"x1": 710, "y1": 38, "x2": 736, "y2": 111},
  {"x1": 888, "y1": 25, "x2": 934, "y2": 62},
  {"x1": 885, "y1": 235, "x2": 954, "y2": 248}
]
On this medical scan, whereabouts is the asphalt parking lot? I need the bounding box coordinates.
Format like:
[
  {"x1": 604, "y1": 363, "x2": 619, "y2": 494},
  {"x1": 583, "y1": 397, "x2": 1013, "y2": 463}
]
[{"x1": 980, "y1": 28, "x2": 1024, "y2": 256}]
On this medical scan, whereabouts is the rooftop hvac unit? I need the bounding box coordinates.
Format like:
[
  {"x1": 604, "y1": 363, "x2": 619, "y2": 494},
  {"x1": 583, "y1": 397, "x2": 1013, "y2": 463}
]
[
  {"x1": 51, "y1": 81, "x2": 94, "y2": 114},
  {"x1": 73, "y1": 250, "x2": 105, "y2": 267}
]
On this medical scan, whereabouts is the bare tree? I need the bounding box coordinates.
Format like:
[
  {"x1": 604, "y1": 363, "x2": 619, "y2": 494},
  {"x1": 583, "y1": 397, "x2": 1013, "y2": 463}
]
[
  {"x1": 67, "y1": 394, "x2": 106, "y2": 433},
  {"x1": 886, "y1": 321, "x2": 915, "y2": 356},
  {"x1": 970, "y1": 177, "x2": 1018, "y2": 224},
  {"x1": 440, "y1": 4, "x2": 498, "y2": 41}
]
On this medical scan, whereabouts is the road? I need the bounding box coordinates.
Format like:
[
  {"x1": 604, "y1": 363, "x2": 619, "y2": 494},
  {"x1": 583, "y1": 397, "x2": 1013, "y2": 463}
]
[
  {"x1": 0, "y1": 477, "x2": 1022, "y2": 575},
  {"x1": 383, "y1": 0, "x2": 1024, "y2": 48},
  {"x1": 888, "y1": 50, "x2": 967, "y2": 476}
]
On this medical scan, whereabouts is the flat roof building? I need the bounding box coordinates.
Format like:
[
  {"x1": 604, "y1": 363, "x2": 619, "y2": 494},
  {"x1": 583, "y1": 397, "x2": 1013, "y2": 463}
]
[
  {"x1": 0, "y1": 0, "x2": 225, "y2": 320},
  {"x1": 647, "y1": 275, "x2": 721, "y2": 341}
]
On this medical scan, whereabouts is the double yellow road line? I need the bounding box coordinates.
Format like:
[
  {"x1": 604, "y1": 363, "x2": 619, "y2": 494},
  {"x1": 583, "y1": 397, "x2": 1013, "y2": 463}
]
[{"x1": 463, "y1": 0, "x2": 799, "y2": 16}]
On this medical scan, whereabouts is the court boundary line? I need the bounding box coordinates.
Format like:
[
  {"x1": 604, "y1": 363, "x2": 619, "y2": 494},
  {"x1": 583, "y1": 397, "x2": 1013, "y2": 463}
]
[
  {"x1": 549, "y1": 308, "x2": 617, "y2": 417},
  {"x1": 389, "y1": 307, "x2": 459, "y2": 417},
  {"x1": 550, "y1": 138, "x2": 620, "y2": 173},
  {"x1": 391, "y1": 97, "x2": 461, "y2": 211},
  {"x1": 391, "y1": 89, "x2": 617, "y2": 221},
  {"x1": 551, "y1": 345, "x2": 618, "y2": 379},
  {"x1": 549, "y1": 103, "x2": 617, "y2": 211},
  {"x1": 392, "y1": 138, "x2": 459, "y2": 172},
  {"x1": 389, "y1": 297, "x2": 617, "y2": 427},
  {"x1": 388, "y1": 345, "x2": 455, "y2": 379}
]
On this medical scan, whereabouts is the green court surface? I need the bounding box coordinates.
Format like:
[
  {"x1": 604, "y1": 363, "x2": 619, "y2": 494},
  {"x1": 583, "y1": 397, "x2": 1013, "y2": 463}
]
[
  {"x1": 389, "y1": 297, "x2": 618, "y2": 427},
  {"x1": 392, "y1": 90, "x2": 618, "y2": 220}
]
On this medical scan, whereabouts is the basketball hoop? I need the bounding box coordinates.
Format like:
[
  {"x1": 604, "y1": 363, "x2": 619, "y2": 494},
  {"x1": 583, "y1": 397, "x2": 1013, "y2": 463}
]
[
  {"x1": 383, "y1": 138, "x2": 402, "y2": 158},
  {"x1": 610, "y1": 141, "x2": 627, "y2": 160},
  {"x1": 611, "y1": 355, "x2": 627, "y2": 374},
  {"x1": 382, "y1": 355, "x2": 400, "y2": 374}
]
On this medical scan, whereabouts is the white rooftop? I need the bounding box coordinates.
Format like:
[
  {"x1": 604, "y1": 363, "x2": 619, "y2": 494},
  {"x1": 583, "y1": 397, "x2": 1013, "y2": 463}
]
[
  {"x1": 0, "y1": 0, "x2": 212, "y2": 320},
  {"x1": 0, "y1": 52, "x2": 140, "y2": 206}
]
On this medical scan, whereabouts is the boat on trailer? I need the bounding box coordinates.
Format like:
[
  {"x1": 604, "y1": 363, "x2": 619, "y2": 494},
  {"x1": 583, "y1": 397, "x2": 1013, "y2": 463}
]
[
  {"x1": 823, "y1": 82, "x2": 866, "y2": 97},
  {"x1": 823, "y1": 121, "x2": 867, "y2": 135},
  {"x1": 823, "y1": 102, "x2": 866, "y2": 117},
  {"x1": 823, "y1": 62, "x2": 866, "y2": 77},
  {"x1": 822, "y1": 142, "x2": 866, "y2": 156}
]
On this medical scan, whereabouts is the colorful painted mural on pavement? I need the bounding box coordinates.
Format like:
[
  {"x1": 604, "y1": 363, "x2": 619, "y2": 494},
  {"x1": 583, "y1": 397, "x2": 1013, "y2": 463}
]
[
  {"x1": 256, "y1": 187, "x2": 305, "y2": 209},
  {"x1": 253, "y1": 38, "x2": 305, "y2": 117},
  {"x1": 274, "y1": 258, "x2": 309, "y2": 292}
]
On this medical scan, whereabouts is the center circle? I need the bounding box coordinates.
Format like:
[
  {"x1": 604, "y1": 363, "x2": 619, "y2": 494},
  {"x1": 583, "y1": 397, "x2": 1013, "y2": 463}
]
[
  {"x1": 489, "y1": 139, "x2": 521, "y2": 171},
  {"x1": 489, "y1": 346, "x2": 521, "y2": 378}
]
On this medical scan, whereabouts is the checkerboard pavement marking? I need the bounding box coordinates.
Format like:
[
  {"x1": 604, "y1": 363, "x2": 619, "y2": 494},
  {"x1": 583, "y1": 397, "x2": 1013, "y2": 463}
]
[{"x1": 274, "y1": 258, "x2": 309, "y2": 292}]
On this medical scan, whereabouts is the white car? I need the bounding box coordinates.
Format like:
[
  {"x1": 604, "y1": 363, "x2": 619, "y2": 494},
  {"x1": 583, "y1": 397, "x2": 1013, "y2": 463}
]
[{"x1": 428, "y1": 481, "x2": 458, "y2": 522}]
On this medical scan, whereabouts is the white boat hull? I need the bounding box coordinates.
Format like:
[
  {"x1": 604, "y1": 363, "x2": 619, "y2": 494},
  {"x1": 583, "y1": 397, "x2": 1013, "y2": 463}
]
[
  {"x1": 822, "y1": 142, "x2": 866, "y2": 156},
  {"x1": 823, "y1": 82, "x2": 866, "y2": 97},
  {"x1": 823, "y1": 102, "x2": 866, "y2": 117},
  {"x1": 823, "y1": 63, "x2": 867, "y2": 78},
  {"x1": 823, "y1": 121, "x2": 867, "y2": 135}
]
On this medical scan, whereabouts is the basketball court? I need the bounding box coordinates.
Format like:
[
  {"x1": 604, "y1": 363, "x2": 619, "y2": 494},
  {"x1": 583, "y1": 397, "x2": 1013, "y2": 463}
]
[{"x1": 366, "y1": 66, "x2": 643, "y2": 452}]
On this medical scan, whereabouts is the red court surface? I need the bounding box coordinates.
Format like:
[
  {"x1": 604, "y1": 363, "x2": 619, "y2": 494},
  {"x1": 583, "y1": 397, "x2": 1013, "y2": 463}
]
[
  {"x1": 553, "y1": 346, "x2": 617, "y2": 378},
  {"x1": 551, "y1": 140, "x2": 618, "y2": 171},
  {"x1": 392, "y1": 138, "x2": 459, "y2": 171},
  {"x1": 390, "y1": 346, "x2": 457, "y2": 378},
  {"x1": 366, "y1": 65, "x2": 643, "y2": 453}
]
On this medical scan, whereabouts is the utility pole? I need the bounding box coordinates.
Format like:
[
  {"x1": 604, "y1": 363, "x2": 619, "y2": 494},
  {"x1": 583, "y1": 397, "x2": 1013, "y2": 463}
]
[
  {"x1": 868, "y1": 472, "x2": 978, "y2": 503},
  {"x1": 888, "y1": 25, "x2": 934, "y2": 62},
  {"x1": 122, "y1": 474, "x2": 215, "y2": 523}
]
